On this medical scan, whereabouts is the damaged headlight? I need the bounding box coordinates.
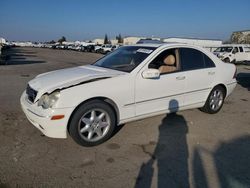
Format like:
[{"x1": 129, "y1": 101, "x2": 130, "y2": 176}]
[{"x1": 38, "y1": 91, "x2": 60, "y2": 109}]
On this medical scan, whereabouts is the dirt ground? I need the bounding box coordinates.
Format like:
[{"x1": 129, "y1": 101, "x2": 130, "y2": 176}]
[{"x1": 0, "y1": 47, "x2": 250, "y2": 188}]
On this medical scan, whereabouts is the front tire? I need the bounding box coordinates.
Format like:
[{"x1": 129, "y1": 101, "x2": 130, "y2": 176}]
[
  {"x1": 200, "y1": 86, "x2": 226, "y2": 114},
  {"x1": 69, "y1": 100, "x2": 116, "y2": 147}
]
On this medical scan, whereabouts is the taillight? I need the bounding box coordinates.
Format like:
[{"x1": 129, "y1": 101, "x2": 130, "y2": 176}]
[{"x1": 233, "y1": 67, "x2": 237, "y2": 79}]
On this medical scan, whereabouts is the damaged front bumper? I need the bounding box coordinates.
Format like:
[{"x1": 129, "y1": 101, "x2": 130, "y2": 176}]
[{"x1": 20, "y1": 91, "x2": 73, "y2": 138}]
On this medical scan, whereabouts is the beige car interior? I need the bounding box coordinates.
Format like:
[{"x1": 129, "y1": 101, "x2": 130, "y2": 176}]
[{"x1": 159, "y1": 49, "x2": 180, "y2": 74}]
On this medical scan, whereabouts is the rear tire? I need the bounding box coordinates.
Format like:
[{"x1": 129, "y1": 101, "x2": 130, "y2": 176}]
[
  {"x1": 200, "y1": 86, "x2": 226, "y2": 114},
  {"x1": 69, "y1": 100, "x2": 116, "y2": 147}
]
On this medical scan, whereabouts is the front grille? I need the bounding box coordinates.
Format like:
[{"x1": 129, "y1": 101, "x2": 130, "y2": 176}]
[{"x1": 26, "y1": 84, "x2": 37, "y2": 103}]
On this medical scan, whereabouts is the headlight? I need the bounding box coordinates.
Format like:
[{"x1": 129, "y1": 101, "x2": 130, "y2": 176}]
[{"x1": 38, "y1": 91, "x2": 60, "y2": 109}]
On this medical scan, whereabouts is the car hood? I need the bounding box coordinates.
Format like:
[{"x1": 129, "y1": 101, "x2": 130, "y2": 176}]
[{"x1": 28, "y1": 65, "x2": 125, "y2": 101}]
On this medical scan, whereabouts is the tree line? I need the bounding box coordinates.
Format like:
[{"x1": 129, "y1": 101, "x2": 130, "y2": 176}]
[
  {"x1": 230, "y1": 32, "x2": 250, "y2": 44},
  {"x1": 47, "y1": 34, "x2": 123, "y2": 44}
]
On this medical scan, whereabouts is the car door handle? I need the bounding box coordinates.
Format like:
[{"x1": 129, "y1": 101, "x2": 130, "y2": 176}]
[
  {"x1": 176, "y1": 76, "x2": 186, "y2": 80},
  {"x1": 208, "y1": 71, "x2": 215, "y2": 75}
]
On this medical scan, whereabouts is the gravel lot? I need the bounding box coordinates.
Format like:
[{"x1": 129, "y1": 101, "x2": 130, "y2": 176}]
[{"x1": 0, "y1": 47, "x2": 250, "y2": 188}]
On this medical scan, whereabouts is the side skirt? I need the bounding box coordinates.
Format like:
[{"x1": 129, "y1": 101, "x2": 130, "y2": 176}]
[{"x1": 119, "y1": 102, "x2": 205, "y2": 125}]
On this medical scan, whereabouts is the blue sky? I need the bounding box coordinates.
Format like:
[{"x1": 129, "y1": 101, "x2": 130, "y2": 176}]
[{"x1": 0, "y1": 0, "x2": 250, "y2": 42}]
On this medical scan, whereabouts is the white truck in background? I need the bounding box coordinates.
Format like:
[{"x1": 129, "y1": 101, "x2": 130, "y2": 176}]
[{"x1": 213, "y1": 44, "x2": 250, "y2": 63}]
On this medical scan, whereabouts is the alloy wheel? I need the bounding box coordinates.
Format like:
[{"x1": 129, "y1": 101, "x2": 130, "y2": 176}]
[
  {"x1": 78, "y1": 109, "x2": 111, "y2": 142},
  {"x1": 209, "y1": 89, "x2": 224, "y2": 111}
]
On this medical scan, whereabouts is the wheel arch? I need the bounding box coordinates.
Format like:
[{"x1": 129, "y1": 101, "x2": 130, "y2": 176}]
[
  {"x1": 214, "y1": 83, "x2": 227, "y2": 97},
  {"x1": 223, "y1": 57, "x2": 232, "y2": 63},
  {"x1": 67, "y1": 96, "x2": 120, "y2": 133}
]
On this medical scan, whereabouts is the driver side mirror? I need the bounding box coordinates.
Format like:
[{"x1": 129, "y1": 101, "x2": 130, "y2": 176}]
[{"x1": 142, "y1": 69, "x2": 160, "y2": 79}]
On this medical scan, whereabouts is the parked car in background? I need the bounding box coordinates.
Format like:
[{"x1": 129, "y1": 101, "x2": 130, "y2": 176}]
[
  {"x1": 42, "y1": 44, "x2": 54, "y2": 48},
  {"x1": 98, "y1": 44, "x2": 120, "y2": 54},
  {"x1": 51, "y1": 44, "x2": 57, "y2": 49},
  {"x1": 100, "y1": 44, "x2": 113, "y2": 54},
  {"x1": 70, "y1": 45, "x2": 80, "y2": 51},
  {"x1": 21, "y1": 43, "x2": 236, "y2": 146},
  {"x1": 94, "y1": 44, "x2": 102, "y2": 53},
  {"x1": 111, "y1": 44, "x2": 120, "y2": 51},
  {"x1": 66, "y1": 45, "x2": 74, "y2": 50},
  {"x1": 55, "y1": 44, "x2": 66, "y2": 49},
  {"x1": 82, "y1": 45, "x2": 95, "y2": 52},
  {"x1": 213, "y1": 44, "x2": 250, "y2": 63}
]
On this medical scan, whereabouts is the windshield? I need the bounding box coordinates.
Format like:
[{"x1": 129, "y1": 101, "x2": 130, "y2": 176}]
[
  {"x1": 214, "y1": 47, "x2": 233, "y2": 53},
  {"x1": 93, "y1": 46, "x2": 156, "y2": 72}
]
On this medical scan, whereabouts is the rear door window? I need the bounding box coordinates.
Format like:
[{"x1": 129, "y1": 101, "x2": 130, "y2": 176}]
[
  {"x1": 179, "y1": 48, "x2": 215, "y2": 71},
  {"x1": 203, "y1": 54, "x2": 215, "y2": 68},
  {"x1": 179, "y1": 48, "x2": 205, "y2": 71}
]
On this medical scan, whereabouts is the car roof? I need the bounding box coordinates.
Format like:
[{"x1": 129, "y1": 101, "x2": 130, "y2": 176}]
[
  {"x1": 219, "y1": 44, "x2": 250, "y2": 47},
  {"x1": 129, "y1": 42, "x2": 197, "y2": 48}
]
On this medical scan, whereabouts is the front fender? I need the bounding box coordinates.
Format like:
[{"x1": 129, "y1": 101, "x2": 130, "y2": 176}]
[{"x1": 54, "y1": 75, "x2": 135, "y2": 122}]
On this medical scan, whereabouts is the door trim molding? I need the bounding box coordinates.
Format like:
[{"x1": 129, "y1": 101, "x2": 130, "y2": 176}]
[{"x1": 124, "y1": 87, "x2": 211, "y2": 107}]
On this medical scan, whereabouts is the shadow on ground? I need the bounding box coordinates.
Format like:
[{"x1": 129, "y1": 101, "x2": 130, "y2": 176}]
[
  {"x1": 135, "y1": 99, "x2": 250, "y2": 188},
  {"x1": 135, "y1": 99, "x2": 190, "y2": 188},
  {"x1": 193, "y1": 135, "x2": 250, "y2": 188},
  {"x1": 237, "y1": 73, "x2": 250, "y2": 91},
  {"x1": 0, "y1": 47, "x2": 46, "y2": 65}
]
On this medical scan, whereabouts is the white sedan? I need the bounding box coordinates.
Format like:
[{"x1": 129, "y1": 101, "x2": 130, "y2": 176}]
[{"x1": 20, "y1": 43, "x2": 237, "y2": 146}]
